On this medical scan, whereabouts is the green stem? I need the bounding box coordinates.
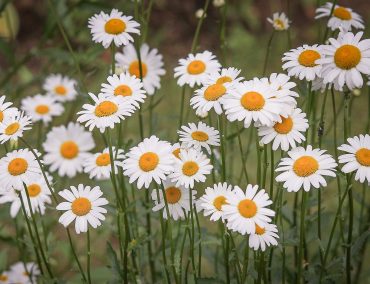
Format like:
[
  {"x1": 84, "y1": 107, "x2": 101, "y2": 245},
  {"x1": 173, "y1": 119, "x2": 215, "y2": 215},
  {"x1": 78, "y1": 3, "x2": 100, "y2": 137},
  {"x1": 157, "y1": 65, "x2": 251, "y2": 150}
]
[
  {"x1": 87, "y1": 229, "x2": 91, "y2": 284},
  {"x1": 218, "y1": 115, "x2": 227, "y2": 182},
  {"x1": 297, "y1": 190, "x2": 307, "y2": 284},
  {"x1": 191, "y1": 0, "x2": 211, "y2": 53},
  {"x1": 321, "y1": 0, "x2": 338, "y2": 43},
  {"x1": 262, "y1": 31, "x2": 275, "y2": 76},
  {"x1": 66, "y1": 228, "x2": 87, "y2": 282},
  {"x1": 237, "y1": 122, "x2": 249, "y2": 183}
]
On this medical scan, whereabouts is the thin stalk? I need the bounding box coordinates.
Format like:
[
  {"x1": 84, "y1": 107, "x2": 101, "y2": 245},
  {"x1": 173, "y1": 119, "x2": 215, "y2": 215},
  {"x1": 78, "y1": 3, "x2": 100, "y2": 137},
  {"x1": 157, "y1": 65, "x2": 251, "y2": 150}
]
[
  {"x1": 237, "y1": 122, "x2": 249, "y2": 183},
  {"x1": 194, "y1": 203, "x2": 202, "y2": 277},
  {"x1": 269, "y1": 145, "x2": 274, "y2": 197},
  {"x1": 87, "y1": 229, "x2": 91, "y2": 284},
  {"x1": 242, "y1": 237, "x2": 249, "y2": 283},
  {"x1": 218, "y1": 115, "x2": 227, "y2": 181},
  {"x1": 262, "y1": 31, "x2": 275, "y2": 76},
  {"x1": 256, "y1": 129, "x2": 262, "y2": 186},
  {"x1": 321, "y1": 0, "x2": 338, "y2": 43},
  {"x1": 191, "y1": 0, "x2": 211, "y2": 53},
  {"x1": 219, "y1": 221, "x2": 230, "y2": 283},
  {"x1": 297, "y1": 190, "x2": 307, "y2": 284},
  {"x1": 145, "y1": 189, "x2": 156, "y2": 282},
  {"x1": 66, "y1": 228, "x2": 87, "y2": 283}
]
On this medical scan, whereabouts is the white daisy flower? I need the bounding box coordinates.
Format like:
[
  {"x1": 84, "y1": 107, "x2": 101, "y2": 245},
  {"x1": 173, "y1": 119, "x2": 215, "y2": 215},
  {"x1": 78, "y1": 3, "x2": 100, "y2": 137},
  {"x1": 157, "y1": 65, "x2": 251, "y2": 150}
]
[
  {"x1": 0, "y1": 270, "x2": 10, "y2": 284},
  {"x1": 0, "y1": 175, "x2": 53, "y2": 217},
  {"x1": 88, "y1": 9, "x2": 140, "y2": 48},
  {"x1": 223, "y1": 184, "x2": 275, "y2": 235},
  {"x1": 282, "y1": 44, "x2": 323, "y2": 81},
  {"x1": 0, "y1": 95, "x2": 18, "y2": 124},
  {"x1": 315, "y1": 3, "x2": 364, "y2": 32},
  {"x1": 174, "y1": 51, "x2": 221, "y2": 88},
  {"x1": 151, "y1": 178, "x2": 195, "y2": 220},
  {"x1": 9, "y1": 262, "x2": 40, "y2": 284},
  {"x1": 198, "y1": 182, "x2": 234, "y2": 222},
  {"x1": 120, "y1": 136, "x2": 174, "y2": 189},
  {"x1": 169, "y1": 148, "x2": 213, "y2": 189},
  {"x1": 43, "y1": 122, "x2": 95, "y2": 178},
  {"x1": 43, "y1": 74, "x2": 77, "y2": 102},
  {"x1": 56, "y1": 184, "x2": 108, "y2": 234},
  {"x1": 338, "y1": 134, "x2": 370, "y2": 183},
  {"x1": 0, "y1": 149, "x2": 42, "y2": 190},
  {"x1": 205, "y1": 67, "x2": 244, "y2": 86},
  {"x1": 318, "y1": 31, "x2": 370, "y2": 90},
  {"x1": 178, "y1": 122, "x2": 220, "y2": 154},
  {"x1": 115, "y1": 43, "x2": 165, "y2": 95},
  {"x1": 77, "y1": 93, "x2": 135, "y2": 133},
  {"x1": 83, "y1": 147, "x2": 125, "y2": 180},
  {"x1": 249, "y1": 223, "x2": 279, "y2": 251},
  {"x1": 275, "y1": 145, "x2": 337, "y2": 192},
  {"x1": 258, "y1": 108, "x2": 309, "y2": 151},
  {"x1": 171, "y1": 142, "x2": 184, "y2": 160},
  {"x1": 100, "y1": 73, "x2": 146, "y2": 109},
  {"x1": 21, "y1": 94, "x2": 64, "y2": 124},
  {"x1": 0, "y1": 112, "x2": 32, "y2": 144},
  {"x1": 263, "y1": 73, "x2": 299, "y2": 100},
  {"x1": 267, "y1": 12, "x2": 290, "y2": 31},
  {"x1": 222, "y1": 78, "x2": 284, "y2": 128}
]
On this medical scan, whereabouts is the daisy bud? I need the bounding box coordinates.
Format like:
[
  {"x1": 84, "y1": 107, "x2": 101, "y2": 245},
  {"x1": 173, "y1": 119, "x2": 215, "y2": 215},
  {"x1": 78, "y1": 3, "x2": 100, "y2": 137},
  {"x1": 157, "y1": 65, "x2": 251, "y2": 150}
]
[{"x1": 195, "y1": 9, "x2": 207, "y2": 19}]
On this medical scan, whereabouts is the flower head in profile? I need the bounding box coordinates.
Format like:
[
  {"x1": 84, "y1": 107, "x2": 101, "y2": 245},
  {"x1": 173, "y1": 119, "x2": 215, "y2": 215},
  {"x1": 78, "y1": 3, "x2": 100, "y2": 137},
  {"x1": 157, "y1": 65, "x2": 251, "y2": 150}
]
[
  {"x1": 116, "y1": 43, "x2": 165, "y2": 95},
  {"x1": 43, "y1": 74, "x2": 77, "y2": 102},
  {"x1": 43, "y1": 122, "x2": 95, "y2": 178},
  {"x1": 249, "y1": 223, "x2": 279, "y2": 251},
  {"x1": 88, "y1": 9, "x2": 140, "y2": 48},
  {"x1": 56, "y1": 184, "x2": 109, "y2": 234},
  {"x1": 267, "y1": 12, "x2": 290, "y2": 31},
  {"x1": 121, "y1": 136, "x2": 174, "y2": 189},
  {"x1": 338, "y1": 134, "x2": 370, "y2": 183},
  {"x1": 0, "y1": 95, "x2": 18, "y2": 124},
  {"x1": 174, "y1": 51, "x2": 221, "y2": 88},
  {"x1": 315, "y1": 3, "x2": 364, "y2": 32},
  {"x1": 0, "y1": 112, "x2": 32, "y2": 144},
  {"x1": 318, "y1": 31, "x2": 370, "y2": 90},
  {"x1": 275, "y1": 145, "x2": 337, "y2": 192}
]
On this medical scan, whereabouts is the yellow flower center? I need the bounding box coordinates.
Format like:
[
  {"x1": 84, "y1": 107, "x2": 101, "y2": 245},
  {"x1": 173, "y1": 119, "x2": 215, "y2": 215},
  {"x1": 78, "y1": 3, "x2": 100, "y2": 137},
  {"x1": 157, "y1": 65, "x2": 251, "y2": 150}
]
[
  {"x1": 35, "y1": 104, "x2": 50, "y2": 114},
  {"x1": 213, "y1": 195, "x2": 228, "y2": 211},
  {"x1": 334, "y1": 45, "x2": 361, "y2": 70},
  {"x1": 96, "y1": 153, "x2": 111, "y2": 166},
  {"x1": 165, "y1": 186, "x2": 182, "y2": 204},
  {"x1": 204, "y1": 84, "x2": 226, "y2": 101},
  {"x1": 182, "y1": 161, "x2": 199, "y2": 176},
  {"x1": 187, "y1": 60, "x2": 206, "y2": 75},
  {"x1": 191, "y1": 131, "x2": 209, "y2": 142},
  {"x1": 172, "y1": 148, "x2": 181, "y2": 159},
  {"x1": 139, "y1": 152, "x2": 159, "y2": 172},
  {"x1": 104, "y1": 18, "x2": 126, "y2": 34},
  {"x1": 238, "y1": 199, "x2": 257, "y2": 218},
  {"x1": 94, "y1": 101, "x2": 118, "y2": 117},
  {"x1": 4, "y1": 122, "x2": 20, "y2": 135},
  {"x1": 27, "y1": 184, "x2": 42, "y2": 197},
  {"x1": 8, "y1": 158, "x2": 28, "y2": 176},
  {"x1": 60, "y1": 141, "x2": 79, "y2": 159},
  {"x1": 333, "y1": 6, "x2": 352, "y2": 20},
  {"x1": 0, "y1": 274, "x2": 8, "y2": 281},
  {"x1": 54, "y1": 85, "x2": 67, "y2": 96},
  {"x1": 71, "y1": 197, "x2": 92, "y2": 216},
  {"x1": 129, "y1": 61, "x2": 148, "y2": 78},
  {"x1": 274, "y1": 116, "x2": 293, "y2": 134},
  {"x1": 240, "y1": 91, "x2": 265, "y2": 111},
  {"x1": 114, "y1": 84, "x2": 132, "y2": 97},
  {"x1": 216, "y1": 76, "x2": 232, "y2": 84},
  {"x1": 255, "y1": 224, "x2": 266, "y2": 235},
  {"x1": 0, "y1": 111, "x2": 3, "y2": 122},
  {"x1": 274, "y1": 19, "x2": 285, "y2": 30},
  {"x1": 355, "y1": 148, "x2": 370, "y2": 167},
  {"x1": 298, "y1": 50, "x2": 321, "y2": 67},
  {"x1": 293, "y1": 156, "x2": 319, "y2": 177}
]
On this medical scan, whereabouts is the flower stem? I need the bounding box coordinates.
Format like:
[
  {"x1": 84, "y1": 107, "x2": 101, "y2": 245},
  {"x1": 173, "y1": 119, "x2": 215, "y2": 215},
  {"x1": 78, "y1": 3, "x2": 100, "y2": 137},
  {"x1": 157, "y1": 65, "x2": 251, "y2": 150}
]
[
  {"x1": 262, "y1": 31, "x2": 275, "y2": 76},
  {"x1": 66, "y1": 228, "x2": 87, "y2": 283},
  {"x1": 237, "y1": 122, "x2": 249, "y2": 183},
  {"x1": 218, "y1": 115, "x2": 227, "y2": 182},
  {"x1": 87, "y1": 229, "x2": 92, "y2": 284},
  {"x1": 297, "y1": 190, "x2": 307, "y2": 284}
]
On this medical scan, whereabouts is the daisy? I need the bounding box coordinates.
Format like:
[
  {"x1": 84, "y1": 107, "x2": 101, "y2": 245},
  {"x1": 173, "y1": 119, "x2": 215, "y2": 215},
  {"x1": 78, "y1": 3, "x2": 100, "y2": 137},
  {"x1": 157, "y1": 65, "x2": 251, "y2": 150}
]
[
  {"x1": 0, "y1": 271, "x2": 9, "y2": 284},
  {"x1": 318, "y1": 31, "x2": 370, "y2": 90},
  {"x1": 83, "y1": 147, "x2": 125, "y2": 180},
  {"x1": 198, "y1": 182, "x2": 234, "y2": 222},
  {"x1": 115, "y1": 43, "x2": 165, "y2": 95},
  {"x1": 275, "y1": 145, "x2": 337, "y2": 192},
  {"x1": 77, "y1": 93, "x2": 135, "y2": 133},
  {"x1": 267, "y1": 12, "x2": 290, "y2": 31},
  {"x1": 0, "y1": 149, "x2": 42, "y2": 190},
  {"x1": 56, "y1": 184, "x2": 108, "y2": 234},
  {"x1": 223, "y1": 184, "x2": 275, "y2": 235},
  {"x1": 282, "y1": 44, "x2": 323, "y2": 81},
  {"x1": 171, "y1": 142, "x2": 186, "y2": 160},
  {"x1": 0, "y1": 112, "x2": 32, "y2": 144},
  {"x1": 315, "y1": 3, "x2": 364, "y2": 32},
  {"x1": 262, "y1": 73, "x2": 299, "y2": 100},
  {"x1": 169, "y1": 148, "x2": 213, "y2": 189},
  {"x1": 178, "y1": 122, "x2": 220, "y2": 154},
  {"x1": 121, "y1": 136, "x2": 174, "y2": 189},
  {"x1": 174, "y1": 51, "x2": 221, "y2": 88},
  {"x1": 258, "y1": 108, "x2": 309, "y2": 151},
  {"x1": 222, "y1": 78, "x2": 284, "y2": 128},
  {"x1": 338, "y1": 134, "x2": 370, "y2": 183},
  {"x1": 43, "y1": 74, "x2": 77, "y2": 102},
  {"x1": 249, "y1": 223, "x2": 279, "y2": 251},
  {"x1": 151, "y1": 178, "x2": 195, "y2": 220},
  {"x1": 100, "y1": 73, "x2": 146, "y2": 109},
  {"x1": 0, "y1": 95, "x2": 18, "y2": 124},
  {"x1": 88, "y1": 9, "x2": 140, "y2": 48},
  {"x1": 21, "y1": 94, "x2": 64, "y2": 124},
  {"x1": 8, "y1": 262, "x2": 40, "y2": 284},
  {"x1": 43, "y1": 122, "x2": 95, "y2": 178}
]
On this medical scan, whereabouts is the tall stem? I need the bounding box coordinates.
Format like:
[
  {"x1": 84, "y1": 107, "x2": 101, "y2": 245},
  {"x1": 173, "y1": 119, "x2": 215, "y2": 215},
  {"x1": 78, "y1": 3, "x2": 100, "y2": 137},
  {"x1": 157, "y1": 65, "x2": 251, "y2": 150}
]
[
  {"x1": 66, "y1": 228, "x2": 87, "y2": 283},
  {"x1": 87, "y1": 229, "x2": 91, "y2": 284},
  {"x1": 297, "y1": 190, "x2": 307, "y2": 284},
  {"x1": 262, "y1": 31, "x2": 275, "y2": 76},
  {"x1": 218, "y1": 115, "x2": 227, "y2": 182}
]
